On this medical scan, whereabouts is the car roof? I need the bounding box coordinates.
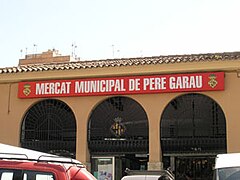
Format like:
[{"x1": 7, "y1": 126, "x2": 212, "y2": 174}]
[
  {"x1": 0, "y1": 143, "x2": 55, "y2": 159},
  {"x1": 121, "y1": 175, "x2": 160, "y2": 180},
  {"x1": 0, "y1": 143, "x2": 83, "y2": 166},
  {"x1": 215, "y1": 153, "x2": 240, "y2": 169}
]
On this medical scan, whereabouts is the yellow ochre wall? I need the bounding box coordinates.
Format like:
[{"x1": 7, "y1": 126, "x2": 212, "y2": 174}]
[{"x1": 1, "y1": 58, "x2": 240, "y2": 169}]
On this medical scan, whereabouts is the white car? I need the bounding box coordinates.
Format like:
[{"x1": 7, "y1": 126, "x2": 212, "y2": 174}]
[
  {"x1": 213, "y1": 153, "x2": 240, "y2": 180},
  {"x1": 121, "y1": 169, "x2": 174, "y2": 180},
  {"x1": 121, "y1": 175, "x2": 161, "y2": 180}
]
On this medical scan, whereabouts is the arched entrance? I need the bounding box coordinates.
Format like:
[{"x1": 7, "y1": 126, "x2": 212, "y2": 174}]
[
  {"x1": 88, "y1": 96, "x2": 149, "y2": 180},
  {"x1": 20, "y1": 99, "x2": 76, "y2": 158},
  {"x1": 160, "y1": 93, "x2": 226, "y2": 180}
]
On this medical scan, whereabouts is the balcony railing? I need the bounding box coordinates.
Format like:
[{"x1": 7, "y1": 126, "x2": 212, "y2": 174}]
[
  {"x1": 161, "y1": 137, "x2": 226, "y2": 154},
  {"x1": 88, "y1": 139, "x2": 149, "y2": 154}
]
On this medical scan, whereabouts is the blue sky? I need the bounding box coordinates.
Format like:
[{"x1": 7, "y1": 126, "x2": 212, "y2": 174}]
[{"x1": 0, "y1": 0, "x2": 240, "y2": 68}]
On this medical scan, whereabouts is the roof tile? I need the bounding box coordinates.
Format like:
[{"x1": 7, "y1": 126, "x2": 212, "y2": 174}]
[{"x1": 1, "y1": 51, "x2": 240, "y2": 74}]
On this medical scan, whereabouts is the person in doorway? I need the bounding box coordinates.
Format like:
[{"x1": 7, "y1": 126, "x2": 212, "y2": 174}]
[
  {"x1": 185, "y1": 171, "x2": 192, "y2": 180},
  {"x1": 178, "y1": 173, "x2": 192, "y2": 180}
]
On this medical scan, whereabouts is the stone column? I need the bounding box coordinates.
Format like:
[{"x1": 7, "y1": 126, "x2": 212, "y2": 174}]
[
  {"x1": 147, "y1": 112, "x2": 163, "y2": 170},
  {"x1": 133, "y1": 94, "x2": 166, "y2": 171},
  {"x1": 148, "y1": 161, "x2": 163, "y2": 170}
]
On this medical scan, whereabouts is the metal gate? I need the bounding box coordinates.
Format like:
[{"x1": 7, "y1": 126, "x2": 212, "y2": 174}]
[
  {"x1": 160, "y1": 93, "x2": 226, "y2": 179},
  {"x1": 175, "y1": 156, "x2": 215, "y2": 180},
  {"x1": 88, "y1": 96, "x2": 149, "y2": 154},
  {"x1": 21, "y1": 99, "x2": 76, "y2": 158},
  {"x1": 161, "y1": 93, "x2": 226, "y2": 154}
]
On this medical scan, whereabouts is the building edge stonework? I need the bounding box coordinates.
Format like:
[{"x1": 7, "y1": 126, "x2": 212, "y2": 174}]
[{"x1": 1, "y1": 50, "x2": 240, "y2": 179}]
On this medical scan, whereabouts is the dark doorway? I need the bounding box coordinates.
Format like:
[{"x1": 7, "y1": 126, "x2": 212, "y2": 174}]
[
  {"x1": 20, "y1": 99, "x2": 76, "y2": 158},
  {"x1": 88, "y1": 96, "x2": 149, "y2": 154},
  {"x1": 115, "y1": 154, "x2": 148, "y2": 179},
  {"x1": 160, "y1": 93, "x2": 226, "y2": 179},
  {"x1": 88, "y1": 96, "x2": 149, "y2": 180},
  {"x1": 175, "y1": 156, "x2": 215, "y2": 180},
  {"x1": 91, "y1": 154, "x2": 148, "y2": 180}
]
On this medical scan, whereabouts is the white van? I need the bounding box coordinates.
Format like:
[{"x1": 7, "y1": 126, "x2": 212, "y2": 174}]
[
  {"x1": 213, "y1": 153, "x2": 240, "y2": 180},
  {"x1": 121, "y1": 169, "x2": 174, "y2": 180},
  {"x1": 121, "y1": 175, "x2": 161, "y2": 180}
]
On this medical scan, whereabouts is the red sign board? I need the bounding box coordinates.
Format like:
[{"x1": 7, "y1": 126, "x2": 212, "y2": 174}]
[{"x1": 18, "y1": 72, "x2": 224, "y2": 98}]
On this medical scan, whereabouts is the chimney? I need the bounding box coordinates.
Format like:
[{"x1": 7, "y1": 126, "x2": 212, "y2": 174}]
[{"x1": 19, "y1": 49, "x2": 73, "y2": 65}]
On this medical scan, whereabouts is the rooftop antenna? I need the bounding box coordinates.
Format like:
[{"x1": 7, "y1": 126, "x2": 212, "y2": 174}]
[
  {"x1": 71, "y1": 43, "x2": 74, "y2": 56},
  {"x1": 112, "y1": 44, "x2": 115, "y2": 58},
  {"x1": 116, "y1": 49, "x2": 120, "y2": 58},
  {"x1": 25, "y1": 47, "x2": 28, "y2": 56},
  {"x1": 20, "y1": 49, "x2": 23, "y2": 58},
  {"x1": 71, "y1": 43, "x2": 77, "y2": 59},
  {"x1": 33, "y1": 44, "x2": 37, "y2": 55}
]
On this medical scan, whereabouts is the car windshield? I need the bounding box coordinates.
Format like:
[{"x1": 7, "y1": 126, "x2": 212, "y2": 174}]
[{"x1": 215, "y1": 167, "x2": 240, "y2": 180}]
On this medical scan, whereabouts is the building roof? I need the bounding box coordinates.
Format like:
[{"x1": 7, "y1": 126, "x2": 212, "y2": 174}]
[
  {"x1": 1, "y1": 51, "x2": 240, "y2": 74},
  {"x1": 215, "y1": 153, "x2": 240, "y2": 169}
]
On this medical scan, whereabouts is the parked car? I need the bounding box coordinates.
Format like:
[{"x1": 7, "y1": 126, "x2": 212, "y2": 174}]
[
  {"x1": 213, "y1": 153, "x2": 240, "y2": 180},
  {"x1": 0, "y1": 143, "x2": 96, "y2": 180},
  {"x1": 121, "y1": 168, "x2": 174, "y2": 180}
]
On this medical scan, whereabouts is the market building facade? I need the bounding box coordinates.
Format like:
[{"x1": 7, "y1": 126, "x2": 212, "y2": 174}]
[{"x1": 1, "y1": 49, "x2": 240, "y2": 179}]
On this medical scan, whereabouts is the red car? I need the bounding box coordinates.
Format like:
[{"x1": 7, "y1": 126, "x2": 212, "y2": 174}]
[{"x1": 0, "y1": 143, "x2": 96, "y2": 180}]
